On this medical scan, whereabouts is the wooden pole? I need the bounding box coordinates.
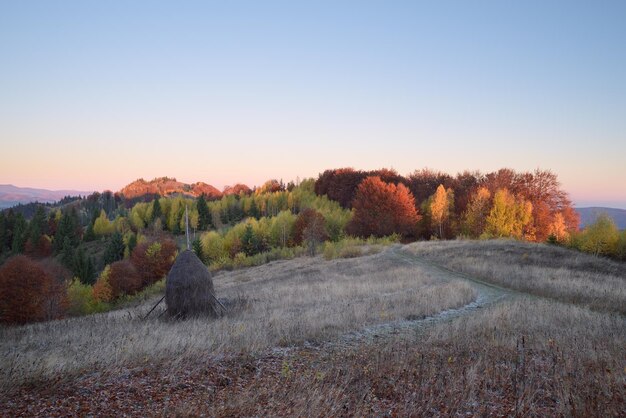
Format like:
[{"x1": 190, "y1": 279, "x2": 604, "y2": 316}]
[{"x1": 185, "y1": 205, "x2": 190, "y2": 250}]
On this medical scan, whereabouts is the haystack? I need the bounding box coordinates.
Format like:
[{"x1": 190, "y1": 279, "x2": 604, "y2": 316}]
[{"x1": 166, "y1": 250, "x2": 222, "y2": 318}]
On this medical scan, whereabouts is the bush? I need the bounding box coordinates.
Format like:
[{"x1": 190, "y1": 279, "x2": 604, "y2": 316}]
[
  {"x1": 66, "y1": 279, "x2": 109, "y2": 315},
  {"x1": 571, "y1": 214, "x2": 619, "y2": 257},
  {"x1": 616, "y1": 231, "x2": 626, "y2": 261},
  {"x1": 323, "y1": 235, "x2": 399, "y2": 260},
  {"x1": 209, "y1": 246, "x2": 305, "y2": 271},
  {"x1": 0, "y1": 255, "x2": 67, "y2": 324},
  {"x1": 93, "y1": 266, "x2": 113, "y2": 303}
]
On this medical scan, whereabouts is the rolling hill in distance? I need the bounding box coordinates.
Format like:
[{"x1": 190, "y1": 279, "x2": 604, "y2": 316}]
[
  {"x1": 2, "y1": 179, "x2": 625, "y2": 230},
  {"x1": 576, "y1": 207, "x2": 626, "y2": 229},
  {"x1": 0, "y1": 184, "x2": 93, "y2": 209}
]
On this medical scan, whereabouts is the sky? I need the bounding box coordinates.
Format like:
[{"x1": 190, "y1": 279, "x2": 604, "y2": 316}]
[{"x1": 0, "y1": 1, "x2": 625, "y2": 208}]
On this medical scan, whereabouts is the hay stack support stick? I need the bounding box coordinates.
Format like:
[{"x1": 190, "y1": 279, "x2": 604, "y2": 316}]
[
  {"x1": 144, "y1": 295, "x2": 165, "y2": 319},
  {"x1": 185, "y1": 205, "x2": 191, "y2": 250}
]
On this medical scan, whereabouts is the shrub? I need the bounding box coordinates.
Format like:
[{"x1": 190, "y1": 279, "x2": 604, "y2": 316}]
[
  {"x1": 66, "y1": 279, "x2": 109, "y2": 315},
  {"x1": 92, "y1": 266, "x2": 113, "y2": 303},
  {"x1": 578, "y1": 214, "x2": 619, "y2": 257},
  {"x1": 0, "y1": 255, "x2": 67, "y2": 324},
  {"x1": 323, "y1": 235, "x2": 399, "y2": 260},
  {"x1": 616, "y1": 231, "x2": 626, "y2": 261}
]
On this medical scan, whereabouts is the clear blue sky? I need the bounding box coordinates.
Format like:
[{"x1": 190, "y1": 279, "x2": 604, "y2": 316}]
[{"x1": 1, "y1": 1, "x2": 625, "y2": 207}]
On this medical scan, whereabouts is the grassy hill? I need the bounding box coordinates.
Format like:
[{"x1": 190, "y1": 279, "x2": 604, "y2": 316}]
[{"x1": 2, "y1": 240, "x2": 624, "y2": 416}]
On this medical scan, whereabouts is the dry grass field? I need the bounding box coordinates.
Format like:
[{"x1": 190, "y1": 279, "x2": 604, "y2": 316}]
[
  {"x1": 0, "y1": 247, "x2": 475, "y2": 392},
  {"x1": 407, "y1": 239, "x2": 626, "y2": 314},
  {"x1": 2, "y1": 240, "x2": 625, "y2": 417}
]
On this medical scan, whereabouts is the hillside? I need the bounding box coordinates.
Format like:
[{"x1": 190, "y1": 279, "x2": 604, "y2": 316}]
[
  {"x1": 0, "y1": 184, "x2": 92, "y2": 209},
  {"x1": 2, "y1": 241, "x2": 624, "y2": 415},
  {"x1": 577, "y1": 207, "x2": 626, "y2": 229},
  {"x1": 119, "y1": 177, "x2": 226, "y2": 200}
]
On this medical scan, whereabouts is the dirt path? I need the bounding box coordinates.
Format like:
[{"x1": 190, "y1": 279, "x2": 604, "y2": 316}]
[{"x1": 337, "y1": 245, "x2": 515, "y2": 346}]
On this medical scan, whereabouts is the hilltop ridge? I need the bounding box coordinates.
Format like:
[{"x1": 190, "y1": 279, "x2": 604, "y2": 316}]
[{"x1": 119, "y1": 177, "x2": 250, "y2": 200}]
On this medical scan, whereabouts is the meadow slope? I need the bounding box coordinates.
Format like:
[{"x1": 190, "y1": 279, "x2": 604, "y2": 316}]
[{"x1": 1, "y1": 241, "x2": 624, "y2": 417}]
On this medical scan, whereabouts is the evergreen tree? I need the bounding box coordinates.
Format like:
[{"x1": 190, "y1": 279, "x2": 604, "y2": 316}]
[
  {"x1": 54, "y1": 211, "x2": 80, "y2": 253},
  {"x1": 3, "y1": 210, "x2": 16, "y2": 253},
  {"x1": 60, "y1": 236, "x2": 75, "y2": 269},
  {"x1": 82, "y1": 209, "x2": 99, "y2": 242},
  {"x1": 241, "y1": 224, "x2": 266, "y2": 256},
  {"x1": 11, "y1": 213, "x2": 27, "y2": 254},
  {"x1": 241, "y1": 224, "x2": 256, "y2": 256},
  {"x1": 192, "y1": 238, "x2": 204, "y2": 262},
  {"x1": 172, "y1": 211, "x2": 183, "y2": 234},
  {"x1": 127, "y1": 233, "x2": 137, "y2": 255},
  {"x1": 73, "y1": 247, "x2": 96, "y2": 284},
  {"x1": 197, "y1": 195, "x2": 211, "y2": 230},
  {"x1": 151, "y1": 199, "x2": 162, "y2": 223},
  {"x1": 28, "y1": 206, "x2": 47, "y2": 245},
  {"x1": 249, "y1": 199, "x2": 260, "y2": 220},
  {"x1": 83, "y1": 222, "x2": 96, "y2": 242},
  {"x1": 103, "y1": 232, "x2": 125, "y2": 265},
  {"x1": 230, "y1": 201, "x2": 244, "y2": 223},
  {"x1": 0, "y1": 212, "x2": 6, "y2": 256}
]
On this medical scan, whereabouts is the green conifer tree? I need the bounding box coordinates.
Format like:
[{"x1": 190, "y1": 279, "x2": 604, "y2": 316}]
[
  {"x1": 103, "y1": 232, "x2": 125, "y2": 264},
  {"x1": 192, "y1": 238, "x2": 204, "y2": 262},
  {"x1": 60, "y1": 236, "x2": 75, "y2": 269},
  {"x1": 11, "y1": 213, "x2": 27, "y2": 254},
  {"x1": 127, "y1": 233, "x2": 137, "y2": 255},
  {"x1": 151, "y1": 199, "x2": 162, "y2": 223},
  {"x1": 197, "y1": 195, "x2": 211, "y2": 230}
]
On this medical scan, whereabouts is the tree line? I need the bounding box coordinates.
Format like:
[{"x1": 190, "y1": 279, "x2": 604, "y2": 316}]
[
  {"x1": 315, "y1": 167, "x2": 579, "y2": 242},
  {"x1": 1, "y1": 168, "x2": 624, "y2": 325}
]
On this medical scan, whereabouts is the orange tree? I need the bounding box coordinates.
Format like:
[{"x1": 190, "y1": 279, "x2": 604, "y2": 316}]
[
  {"x1": 0, "y1": 255, "x2": 67, "y2": 324},
  {"x1": 347, "y1": 176, "x2": 420, "y2": 238}
]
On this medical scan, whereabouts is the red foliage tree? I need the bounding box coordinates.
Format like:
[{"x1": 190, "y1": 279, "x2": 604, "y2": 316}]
[
  {"x1": 108, "y1": 259, "x2": 142, "y2": 298},
  {"x1": 347, "y1": 176, "x2": 421, "y2": 238},
  {"x1": 130, "y1": 239, "x2": 178, "y2": 286},
  {"x1": 292, "y1": 208, "x2": 328, "y2": 246},
  {"x1": 314, "y1": 168, "x2": 368, "y2": 208},
  {"x1": 453, "y1": 170, "x2": 482, "y2": 216},
  {"x1": 405, "y1": 169, "x2": 454, "y2": 205},
  {"x1": 0, "y1": 255, "x2": 67, "y2": 324}
]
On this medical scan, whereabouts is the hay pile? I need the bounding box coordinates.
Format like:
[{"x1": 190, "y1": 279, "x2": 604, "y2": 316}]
[{"x1": 165, "y1": 250, "x2": 223, "y2": 318}]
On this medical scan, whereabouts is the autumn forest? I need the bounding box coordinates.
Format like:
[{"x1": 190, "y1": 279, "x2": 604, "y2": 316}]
[{"x1": 0, "y1": 166, "x2": 624, "y2": 326}]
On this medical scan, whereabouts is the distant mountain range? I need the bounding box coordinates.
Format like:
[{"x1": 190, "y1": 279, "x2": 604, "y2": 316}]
[
  {"x1": 576, "y1": 207, "x2": 626, "y2": 230},
  {"x1": 0, "y1": 178, "x2": 253, "y2": 209},
  {"x1": 0, "y1": 184, "x2": 93, "y2": 209}
]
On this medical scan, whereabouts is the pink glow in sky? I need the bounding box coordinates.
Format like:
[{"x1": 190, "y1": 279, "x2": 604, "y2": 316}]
[{"x1": 1, "y1": 1, "x2": 625, "y2": 208}]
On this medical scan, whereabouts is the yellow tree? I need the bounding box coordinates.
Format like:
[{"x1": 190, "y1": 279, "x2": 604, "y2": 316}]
[
  {"x1": 483, "y1": 189, "x2": 533, "y2": 239},
  {"x1": 547, "y1": 212, "x2": 568, "y2": 242},
  {"x1": 93, "y1": 210, "x2": 114, "y2": 236},
  {"x1": 579, "y1": 214, "x2": 619, "y2": 256},
  {"x1": 462, "y1": 187, "x2": 491, "y2": 238},
  {"x1": 429, "y1": 184, "x2": 454, "y2": 239}
]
